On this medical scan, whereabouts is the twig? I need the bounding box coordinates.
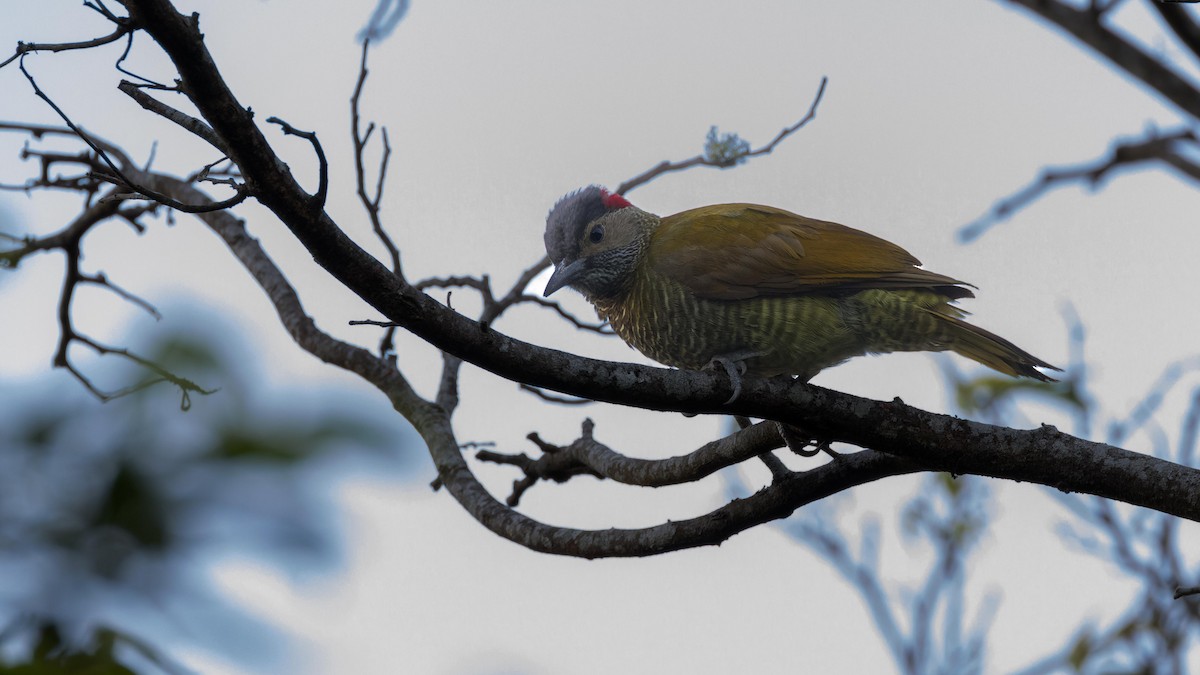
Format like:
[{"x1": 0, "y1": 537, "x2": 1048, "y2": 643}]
[
  {"x1": 0, "y1": 23, "x2": 134, "y2": 70},
  {"x1": 266, "y1": 116, "x2": 329, "y2": 209},
  {"x1": 477, "y1": 421, "x2": 606, "y2": 506},
  {"x1": 961, "y1": 128, "x2": 1200, "y2": 242},
  {"x1": 351, "y1": 40, "x2": 399, "y2": 273},
  {"x1": 113, "y1": 31, "x2": 168, "y2": 88},
  {"x1": 516, "y1": 295, "x2": 612, "y2": 333},
  {"x1": 19, "y1": 55, "x2": 248, "y2": 213},
  {"x1": 119, "y1": 80, "x2": 228, "y2": 153},
  {"x1": 415, "y1": 274, "x2": 492, "y2": 296},
  {"x1": 614, "y1": 76, "x2": 828, "y2": 195},
  {"x1": 79, "y1": 271, "x2": 162, "y2": 319},
  {"x1": 350, "y1": 39, "x2": 404, "y2": 358}
]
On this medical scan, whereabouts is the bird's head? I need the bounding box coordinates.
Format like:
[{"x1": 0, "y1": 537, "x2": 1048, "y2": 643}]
[{"x1": 543, "y1": 185, "x2": 655, "y2": 300}]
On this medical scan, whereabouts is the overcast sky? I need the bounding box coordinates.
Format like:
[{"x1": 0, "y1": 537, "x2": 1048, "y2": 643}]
[{"x1": 4, "y1": 1, "x2": 1200, "y2": 673}]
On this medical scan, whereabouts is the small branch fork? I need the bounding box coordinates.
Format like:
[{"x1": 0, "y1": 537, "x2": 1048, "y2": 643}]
[
  {"x1": 0, "y1": 14, "x2": 136, "y2": 71},
  {"x1": 475, "y1": 418, "x2": 797, "y2": 506},
  {"x1": 17, "y1": 55, "x2": 248, "y2": 213},
  {"x1": 1, "y1": 124, "x2": 216, "y2": 407},
  {"x1": 350, "y1": 39, "x2": 403, "y2": 359},
  {"x1": 0, "y1": 9, "x2": 268, "y2": 405}
]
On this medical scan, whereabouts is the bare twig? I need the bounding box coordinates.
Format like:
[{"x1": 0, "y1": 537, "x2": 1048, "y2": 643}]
[
  {"x1": 79, "y1": 271, "x2": 162, "y2": 319},
  {"x1": 615, "y1": 76, "x2": 828, "y2": 195},
  {"x1": 961, "y1": 128, "x2": 1200, "y2": 242},
  {"x1": 46, "y1": 199, "x2": 213, "y2": 407},
  {"x1": 19, "y1": 55, "x2": 248, "y2": 213},
  {"x1": 349, "y1": 39, "x2": 403, "y2": 359},
  {"x1": 113, "y1": 31, "x2": 168, "y2": 88},
  {"x1": 476, "y1": 418, "x2": 790, "y2": 504},
  {"x1": 118, "y1": 80, "x2": 228, "y2": 153},
  {"x1": 415, "y1": 274, "x2": 492, "y2": 297},
  {"x1": 516, "y1": 295, "x2": 612, "y2": 333},
  {"x1": 266, "y1": 117, "x2": 329, "y2": 210},
  {"x1": 351, "y1": 40, "x2": 400, "y2": 273},
  {"x1": 0, "y1": 23, "x2": 134, "y2": 70}
]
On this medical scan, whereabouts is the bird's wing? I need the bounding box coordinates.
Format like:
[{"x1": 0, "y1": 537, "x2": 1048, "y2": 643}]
[{"x1": 651, "y1": 204, "x2": 973, "y2": 301}]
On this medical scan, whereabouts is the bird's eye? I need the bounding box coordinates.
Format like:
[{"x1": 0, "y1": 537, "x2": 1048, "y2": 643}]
[{"x1": 589, "y1": 225, "x2": 604, "y2": 243}]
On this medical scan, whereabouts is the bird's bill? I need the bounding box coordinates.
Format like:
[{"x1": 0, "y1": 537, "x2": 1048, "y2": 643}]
[{"x1": 543, "y1": 259, "x2": 584, "y2": 297}]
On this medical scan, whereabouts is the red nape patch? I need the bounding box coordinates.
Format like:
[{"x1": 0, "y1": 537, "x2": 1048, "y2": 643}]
[{"x1": 600, "y1": 189, "x2": 632, "y2": 210}]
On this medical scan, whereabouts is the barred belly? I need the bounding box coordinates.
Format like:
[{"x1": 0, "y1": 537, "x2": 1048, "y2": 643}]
[{"x1": 594, "y1": 277, "x2": 882, "y2": 378}]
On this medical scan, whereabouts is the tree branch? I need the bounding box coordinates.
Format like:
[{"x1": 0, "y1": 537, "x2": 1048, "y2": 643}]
[
  {"x1": 1002, "y1": 0, "x2": 1200, "y2": 121},
  {"x1": 1149, "y1": 2, "x2": 1200, "y2": 66},
  {"x1": 476, "y1": 418, "x2": 787, "y2": 504},
  {"x1": 118, "y1": 79, "x2": 229, "y2": 154},
  {"x1": 615, "y1": 76, "x2": 828, "y2": 195},
  {"x1": 961, "y1": 127, "x2": 1200, "y2": 241},
  {"x1": 117, "y1": 0, "x2": 1200, "y2": 550},
  {"x1": 9, "y1": 0, "x2": 1192, "y2": 562},
  {"x1": 0, "y1": 23, "x2": 135, "y2": 70}
]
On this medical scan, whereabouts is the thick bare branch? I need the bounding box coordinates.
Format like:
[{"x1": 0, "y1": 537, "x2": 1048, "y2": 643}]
[{"x1": 1149, "y1": 2, "x2": 1200, "y2": 66}]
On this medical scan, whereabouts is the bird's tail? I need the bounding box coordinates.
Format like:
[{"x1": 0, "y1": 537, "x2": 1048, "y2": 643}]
[{"x1": 933, "y1": 312, "x2": 1060, "y2": 381}]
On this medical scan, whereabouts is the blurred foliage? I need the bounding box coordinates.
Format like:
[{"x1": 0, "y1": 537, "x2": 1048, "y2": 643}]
[
  {"x1": 768, "y1": 318, "x2": 1200, "y2": 674},
  {"x1": 0, "y1": 198, "x2": 18, "y2": 280},
  {"x1": 943, "y1": 341, "x2": 1200, "y2": 674},
  {"x1": 0, "y1": 315, "x2": 417, "y2": 673},
  {"x1": 950, "y1": 372, "x2": 1086, "y2": 421},
  {"x1": 768, "y1": 471, "x2": 997, "y2": 675},
  {"x1": 1, "y1": 623, "x2": 136, "y2": 675},
  {"x1": 900, "y1": 472, "x2": 987, "y2": 552}
]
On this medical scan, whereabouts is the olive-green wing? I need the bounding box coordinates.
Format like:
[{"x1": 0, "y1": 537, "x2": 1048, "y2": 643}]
[{"x1": 650, "y1": 204, "x2": 972, "y2": 301}]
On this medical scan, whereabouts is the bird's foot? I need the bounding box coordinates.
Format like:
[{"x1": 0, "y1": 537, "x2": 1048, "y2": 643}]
[
  {"x1": 704, "y1": 351, "x2": 763, "y2": 404},
  {"x1": 776, "y1": 422, "x2": 839, "y2": 459}
]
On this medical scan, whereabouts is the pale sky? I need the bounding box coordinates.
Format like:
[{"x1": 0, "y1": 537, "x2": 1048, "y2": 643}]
[{"x1": 4, "y1": 1, "x2": 1200, "y2": 673}]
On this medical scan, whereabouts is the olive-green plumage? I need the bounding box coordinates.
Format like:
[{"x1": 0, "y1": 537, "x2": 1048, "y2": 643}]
[{"x1": 543, "y1": 186, "x2": 1058, "y2": 386}]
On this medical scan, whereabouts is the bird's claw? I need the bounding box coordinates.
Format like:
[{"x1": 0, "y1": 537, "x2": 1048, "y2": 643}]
[
  {"x1": 777, "y1": 422, "x2": 839, "y2": 459},
  {"x1": 706, "y1": 356, "x2": 747, "y2": 404}
]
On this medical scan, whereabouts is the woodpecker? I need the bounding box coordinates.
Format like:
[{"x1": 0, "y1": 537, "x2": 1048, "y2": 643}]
[{"x1": 543, "y1": 185, "x2": 1057, "y2": 401}]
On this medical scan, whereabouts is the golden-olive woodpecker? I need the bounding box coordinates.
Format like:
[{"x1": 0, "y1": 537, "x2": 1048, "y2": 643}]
[{"x1": 543, "y1": 186, "x2": 1058, "y2": 400}]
